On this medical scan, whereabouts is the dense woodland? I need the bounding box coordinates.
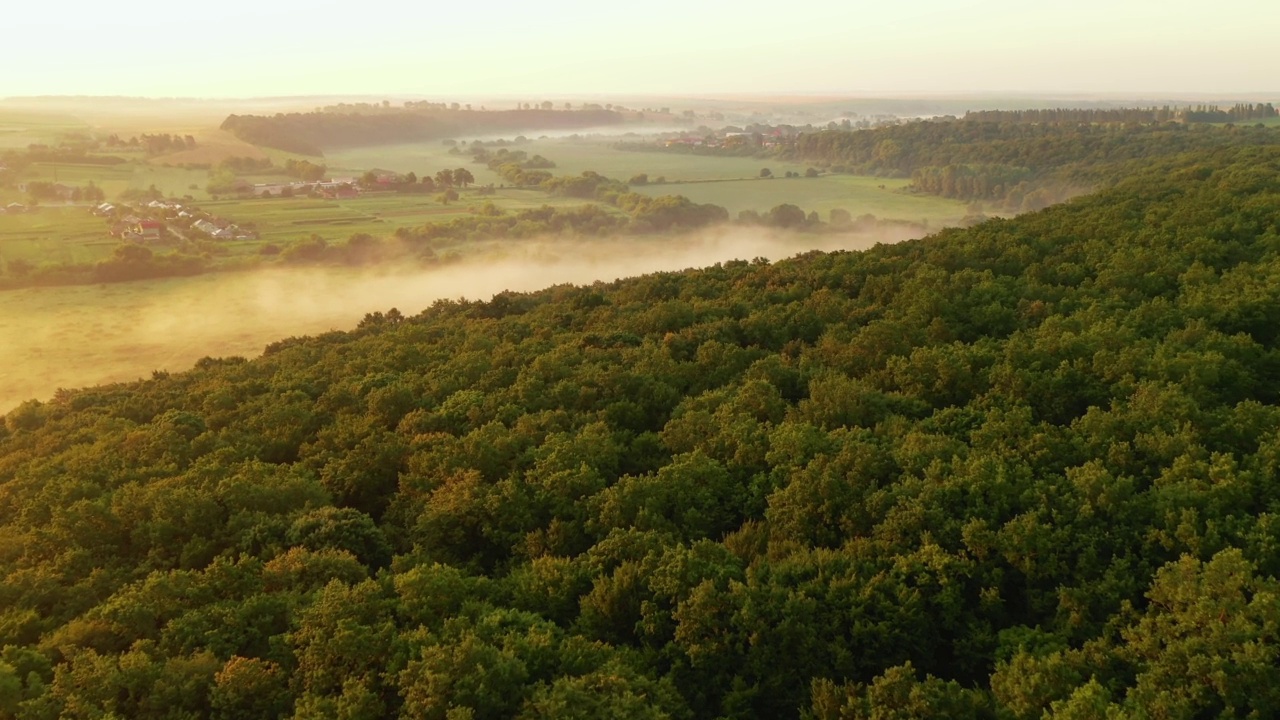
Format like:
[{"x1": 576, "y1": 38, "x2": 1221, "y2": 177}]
[
  {"x1": 787, "y1": 121, "x2": 1280, "y2": 209},
  {"x1": 2, "y1": 146, "x2": 1280, "y2": 717},
  {"x1": 221, "y1": 108, "x2": 624, "y2": 155},
  {"x1": 962, "y1": 103, "x2": 1278, "y2": 124}
]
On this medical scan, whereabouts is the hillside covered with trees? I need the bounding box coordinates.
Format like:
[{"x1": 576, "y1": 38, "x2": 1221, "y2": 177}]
[
  {"x1": 221, "y1": 107, "x2": 625, "y2": 155},
  {"x1": 2, "y1": 147, "x2": 1280, "y2": 718},
  {"x1": 788, "y1": 121, "x2": 1280, "y2": 210}
]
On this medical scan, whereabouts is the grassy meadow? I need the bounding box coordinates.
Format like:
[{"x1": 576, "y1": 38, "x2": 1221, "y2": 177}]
[
  {"x1": 322, "y1": 138, "x2": 815, "y2": 184},
  {"x1": 1, "y1": 120, "x2": 974, "y2": 278},
  {"x1": 0, "y1": 111, "x2": 90, "y2": 149},
  {"x1": 0, "y1": 226, "x2": 916, "y2": 412},
  {"x1": 202, "y1": 188, "x2": 617, "y2": 245},
  {"x1": 0, "y1": 207, "x2": 118, "y2": 264},
  {"x1": 634, "y1": 174, "x2": 971, "y2": 224}
]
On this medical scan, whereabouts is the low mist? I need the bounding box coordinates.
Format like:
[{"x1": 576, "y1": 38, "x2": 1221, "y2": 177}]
[{"x1": 1, "y1": 226, "x2": 921, "y2": 413}]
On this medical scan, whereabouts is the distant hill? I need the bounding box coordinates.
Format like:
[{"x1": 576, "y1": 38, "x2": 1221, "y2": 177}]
[
  {"x1": 786, "y1": 120, "x2": 1280, "y2": 210},
  {"x1": 221, "y1": 106, "x2": 626, "y2": 155},
  {"x1": 3, "y1": 147, "x2": 1280, "y2": 717}
]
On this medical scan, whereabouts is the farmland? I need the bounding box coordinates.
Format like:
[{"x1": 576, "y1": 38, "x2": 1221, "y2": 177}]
[
  {"x1": 199, "y1": 188, "x2": 621, "y2": 245},
  {"x1": 0, "y1": 207, "x2": 118, "y2": 264},
  {"x1": 0, "y1": 111, "x2": 89, "y2": 149},
  {"x1": 0, "y1": 226, "x2": 906, "y2": 411},
  {"x1": 632, "y1": 174, "x2": 971, "y2": 224},
  {"x1": 2, "y1": 131, "x2": 965, "y2": 277},
  {"x1": 322, "y1": 137, "x2": 814, "y2": 184}
]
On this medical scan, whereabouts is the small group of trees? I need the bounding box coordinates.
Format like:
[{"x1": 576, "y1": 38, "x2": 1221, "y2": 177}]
[
  {"x1": 221, "y1": 106, "x2": 624, "y2": 154},
  {"x1": 23, "y1": 181, "x2": 105, "y2": 203},
  {"x1": 761, "y1": 168, "x2": 820, "y2": 179},
  {"x1": 282, "y1": 158, "x2": 327, "y2": 181},
  {"x1": 103, "y1": 133, "x2": 197, "y2": 155}
]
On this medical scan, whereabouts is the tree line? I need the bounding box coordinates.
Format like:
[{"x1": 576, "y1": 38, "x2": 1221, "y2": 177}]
[
  {"x1": 3, "y1": 147, "x2": 1280, "y2": 717},
  {"x1": 961, "y1": 103, "x2": 1278, "y2": 124},
  {"x1": 787, "y1": 121, "x2": 1280, "y2": 209},
  {"x1": 221, "y1": 107, "x2": 624, "y2": 155},
  {"x1": 102, "y1": 133, "x2": 198, "y2": 155}
]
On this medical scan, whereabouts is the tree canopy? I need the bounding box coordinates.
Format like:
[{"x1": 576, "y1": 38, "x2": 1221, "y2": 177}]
[{"x1": 3, "y1": 147, "x2": 1280, "y2": 717}]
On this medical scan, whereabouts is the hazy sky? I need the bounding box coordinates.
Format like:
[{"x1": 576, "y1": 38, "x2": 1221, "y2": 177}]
[{"x1": 2, "y1": 0, "x2": 1275, "y2": 98}]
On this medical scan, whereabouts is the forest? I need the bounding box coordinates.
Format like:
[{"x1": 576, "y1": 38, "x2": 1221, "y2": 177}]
[
  {"x1": 961, "y1": 103, "x2": 1278, "y2": 124},
  {"x1": 220, "y1": 107, "x2": 625, "y2": 155},
  {"x1": 2, "y1": 145, "x2": 1279, "y2": 718},
  {"x1": 787, "y1": 121, "x2": 1280, "y2": 208}
]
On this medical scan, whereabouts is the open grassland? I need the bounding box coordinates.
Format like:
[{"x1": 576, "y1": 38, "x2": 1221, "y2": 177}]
[
  {"x1": 322, "y1": 143, "x2": 491, "y2": 179},
  {"x1": 323, "y1": 139, "x2": 815, "y2": 184},
  {"x1": 521, "y1": 141, "x2": 812, "y2": 181},
  {"x1": 20, "y1": 161, "x2": 213, "y2": 200},
  {"x1": 201, "y1": 188, "x2": 615, "y2": 244},
  {"x1": 0, "y1": 188, "x2": 620, "y2": 274},
  {"x1": 0, "y1": 207, "x2": 115, "y2": 264},
  {"x1": 0, "y1": 226, "x2": 912, "y2": 412},
  {"x1": 0, "y1": 110, "x2": 90, "y2": 149},
  {"x1": 147, "y1": 129, "x2": 277, "y2": 166},
  {"x1": 633, "y1": 174, "x2": 971, "y2": 224}
]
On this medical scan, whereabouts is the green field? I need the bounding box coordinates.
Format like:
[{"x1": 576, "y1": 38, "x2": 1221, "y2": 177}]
[
  {"x1": 19, "y1": 161, "x2": 212, "y2": 200},
  {"x1": 0, "y1": 227, "x2": 909, "y2": 412},
  {"x1": 2, "y1": 133, "x2": 969, "y2": 280},
  {"x1": 0, "y1": 207, "x2": 116, "y2": 264},
  {"x1": 323, "y1": 139, "x2": 815, "y2": 185},
  {"x1": 633, "y1": 174, "x2": 971, "y2": 224},
  {"x1": 0, "y1": 110, "x2": 90, "y2": 149},
  {"x1": 203, "y1": 188, "x2": 615, "y2": 245}
]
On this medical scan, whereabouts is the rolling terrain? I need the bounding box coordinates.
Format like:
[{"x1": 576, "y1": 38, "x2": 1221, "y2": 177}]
[{"x1": 2, "y1": 147, "x2": 1279, "y2": 718}]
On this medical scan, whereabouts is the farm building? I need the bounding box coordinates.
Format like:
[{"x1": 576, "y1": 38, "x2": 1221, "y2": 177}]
[{"x1": 136, "y1": 220, "x2": 164, "y2": 242}]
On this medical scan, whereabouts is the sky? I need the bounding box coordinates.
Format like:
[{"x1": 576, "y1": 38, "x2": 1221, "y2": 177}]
[{"x1": 1, "y1": 0, "x2": 1276, "y2": 99}]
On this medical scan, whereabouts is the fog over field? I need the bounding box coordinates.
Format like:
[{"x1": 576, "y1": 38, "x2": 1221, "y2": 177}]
[{"x1": 0, "y1": 227, "x2": 920, "y2": 411}]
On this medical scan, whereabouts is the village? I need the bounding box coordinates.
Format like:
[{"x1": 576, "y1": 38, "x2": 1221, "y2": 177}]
[{"x1": 90, "y1": 199, "x2": 258, "y2": 243}]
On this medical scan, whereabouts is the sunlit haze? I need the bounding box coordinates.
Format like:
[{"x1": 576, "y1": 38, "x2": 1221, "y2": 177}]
[{"x1": 3, "y1": 0, "x2": 1276, "y2": 98}]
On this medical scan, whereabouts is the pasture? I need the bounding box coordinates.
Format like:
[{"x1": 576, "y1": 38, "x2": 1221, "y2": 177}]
[
  {"x1": 322, "y1": 138, "x2": 815, "y2": 185},
  {"x1": 632, "y1": 174, "x2": 971, "y2": 225},
  {"x1": 0, "y1": 110, "x2": 89, "y2": 149},
  {"x1": 202, "y1": 188, "x2": 613, "y2": 244},
  {"x1": 0, "y1": 226, "x2": 917, "y2": 412},
  {"x1": 0, "y1": 207, "x2": 116, "y2": 265}
]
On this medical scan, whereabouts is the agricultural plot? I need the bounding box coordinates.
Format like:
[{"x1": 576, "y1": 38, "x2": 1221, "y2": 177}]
[
  {"x1": 322, "y1": 143, "x2": 477, "y2": 179},
  {"x1": 201, "y1": 188, "x2": 613, "y2": 245},
  {"x1": 20, "y1": 161, "x2": 213, "y2": 200},
  {"x1": 632, "y1": 174, "x2": 971, "y2": 225},
  {"x1": 0, "y1": 207, "x2": 116, "y2": 265},
  {"x1": 513, "y1": 140, "x2": 812, "y2": 182},
  {"x1": 323, "y1": 138, "x2": 813, "y2": 185},
  {"x1": 0, "y1": 110, "x2": 89, "y2": 149},
  {"x1": 0, "y1": 226, "x2": 908, "y2": 412}
]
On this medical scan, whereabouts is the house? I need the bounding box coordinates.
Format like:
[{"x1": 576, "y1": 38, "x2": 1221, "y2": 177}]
[
  {"x1": 136, "y1": 219, "x2": 163, "y2": 242},
  {"x1": 5, "y1": 203, "x2": 25, "y2": 214},
  {"x1": 323, "y1": 184, "x2": 359, "y2": 199},
  {"x1": 365, "y1": 169, "x2": 400, "y2": 185},
  {"x1": 192, "y1": 219, "x2": 220, "y2": 235}
]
